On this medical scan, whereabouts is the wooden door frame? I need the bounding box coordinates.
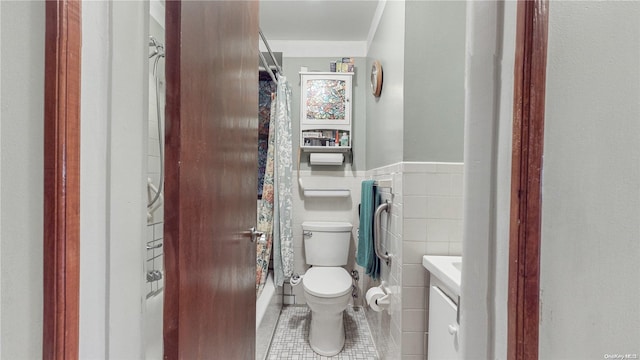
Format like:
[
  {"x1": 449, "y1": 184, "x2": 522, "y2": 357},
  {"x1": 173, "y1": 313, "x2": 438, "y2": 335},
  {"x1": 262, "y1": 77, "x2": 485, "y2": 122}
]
[
  {"x1": 507, "y1": 0, "x2": 549, "y2": 359},
  {"x1": 40, "y1": 0, "x2": 549, "y2": 358},
  {"x1": 43, "y1": 0, "x2": 81, "y2": 359}
]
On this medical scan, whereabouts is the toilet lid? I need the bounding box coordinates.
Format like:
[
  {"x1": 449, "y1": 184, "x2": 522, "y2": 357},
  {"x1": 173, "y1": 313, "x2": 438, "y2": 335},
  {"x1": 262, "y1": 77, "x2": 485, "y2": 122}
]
[{"x1": 303, "y1": 267, "x2": 352, "y2": 298}]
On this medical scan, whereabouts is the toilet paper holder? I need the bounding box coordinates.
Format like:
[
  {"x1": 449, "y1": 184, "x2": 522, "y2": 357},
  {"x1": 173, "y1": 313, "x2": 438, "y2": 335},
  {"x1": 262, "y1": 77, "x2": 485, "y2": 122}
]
[
  {"x1": 374, "y1": 293, "x2": 390, "y2": 307},
  {"x1": 366, "y1": 284, "x2": 391, "y2": 312}
]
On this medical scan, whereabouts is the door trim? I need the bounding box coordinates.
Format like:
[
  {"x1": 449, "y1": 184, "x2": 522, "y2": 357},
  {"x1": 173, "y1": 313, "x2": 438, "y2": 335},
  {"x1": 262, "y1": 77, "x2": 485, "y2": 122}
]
[
  {"x1": 507, "y1": 0, "x2": 549, "y2": 359},
  {"x1": 43, "y1": 0, "x2": 81, "y2": 358}
]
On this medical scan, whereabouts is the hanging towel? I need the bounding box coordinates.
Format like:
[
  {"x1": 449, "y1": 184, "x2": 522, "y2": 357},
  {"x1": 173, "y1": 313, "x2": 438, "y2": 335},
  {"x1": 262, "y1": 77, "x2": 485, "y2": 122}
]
[{"x1": 356, "y1": 180, "x2": 380, "y2": 279}]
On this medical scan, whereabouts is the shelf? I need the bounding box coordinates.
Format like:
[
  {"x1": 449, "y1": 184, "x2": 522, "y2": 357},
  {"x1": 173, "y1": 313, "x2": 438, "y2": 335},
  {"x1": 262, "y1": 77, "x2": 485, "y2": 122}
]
[
  {"x1": 303, "y1": 189, "x2": 350, "y2": 198},
  {"x1": 301, "y1": 146, "x2": 351, "y2": 153},
  {"x1": 299, "y1": 71, "x2": 354, "y2": 76}
]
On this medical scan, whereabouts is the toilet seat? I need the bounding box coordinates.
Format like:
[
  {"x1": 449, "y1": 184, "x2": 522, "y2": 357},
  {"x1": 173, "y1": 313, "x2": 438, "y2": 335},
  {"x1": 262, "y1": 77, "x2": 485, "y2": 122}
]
[{"x1": 303, "y1": 267, "x2": 352, "y2": 298}]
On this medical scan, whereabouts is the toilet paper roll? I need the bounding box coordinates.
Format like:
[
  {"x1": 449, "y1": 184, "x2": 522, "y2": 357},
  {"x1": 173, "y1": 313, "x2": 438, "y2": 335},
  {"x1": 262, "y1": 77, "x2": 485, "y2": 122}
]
[
  {"x1": 366, "y1": 287, "x2": 387, "y2": 312},
  {"x1": 309, "y1": 153, "x2": 344, "y2": 166}
]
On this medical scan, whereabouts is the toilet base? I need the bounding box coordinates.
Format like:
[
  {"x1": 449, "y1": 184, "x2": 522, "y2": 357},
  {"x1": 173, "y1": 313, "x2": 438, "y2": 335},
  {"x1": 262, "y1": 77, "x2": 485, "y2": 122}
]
[{"x1": 308, "y1": 310, "x2": 345, "y2": 356}]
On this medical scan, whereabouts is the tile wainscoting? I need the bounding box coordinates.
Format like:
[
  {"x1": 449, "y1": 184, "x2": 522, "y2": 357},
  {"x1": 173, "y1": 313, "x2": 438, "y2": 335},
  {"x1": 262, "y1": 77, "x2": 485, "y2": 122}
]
[
  {"x1": 364, "y1": 162, "x2": 464, "y2": 360},
  {"x1": 286, "y1": 170, "x2": 366, "y2": 306},
  {"x1": 284, "y1": 163, "x2": 463, "y2": 359}
]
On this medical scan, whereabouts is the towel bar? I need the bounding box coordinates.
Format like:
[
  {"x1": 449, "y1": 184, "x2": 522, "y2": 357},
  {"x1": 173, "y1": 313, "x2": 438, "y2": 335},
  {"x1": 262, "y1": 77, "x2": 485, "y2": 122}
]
[{"x1": 373, "y1": 200, "x2": 391, "y2": 265}]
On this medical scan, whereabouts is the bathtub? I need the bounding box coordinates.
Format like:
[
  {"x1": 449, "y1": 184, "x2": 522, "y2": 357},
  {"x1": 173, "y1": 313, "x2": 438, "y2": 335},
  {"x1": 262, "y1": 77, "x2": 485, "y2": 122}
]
[{"x1": 256, "y1": 272, "x2": 282, "y2": 360}]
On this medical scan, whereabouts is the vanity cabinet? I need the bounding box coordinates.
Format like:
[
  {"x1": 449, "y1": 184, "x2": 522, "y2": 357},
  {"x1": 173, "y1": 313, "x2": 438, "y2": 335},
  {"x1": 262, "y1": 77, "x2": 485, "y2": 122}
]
[
  {"x1": 428, "y1": 285, "x2": 460, "y2": 359},
  {"x1": 299, "y1": 72, "x2": 353, "y2": 153}
]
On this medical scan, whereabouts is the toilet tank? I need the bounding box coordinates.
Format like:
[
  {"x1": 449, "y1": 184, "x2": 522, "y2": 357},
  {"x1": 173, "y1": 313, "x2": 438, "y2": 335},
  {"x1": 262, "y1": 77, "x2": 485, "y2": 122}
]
[{"x1": 302, "y1": 221, "x2": 352, "y2": 266}]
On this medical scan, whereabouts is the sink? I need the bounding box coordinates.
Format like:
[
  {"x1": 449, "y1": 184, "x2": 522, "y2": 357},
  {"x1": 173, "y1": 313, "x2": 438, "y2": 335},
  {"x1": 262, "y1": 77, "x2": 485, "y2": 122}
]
[
  {"x1": 452, "y1": 261, "x2": 461, "y2": 271},
  {"x1": 422, "y1": 255, "x2": 462, "y2": 297}
]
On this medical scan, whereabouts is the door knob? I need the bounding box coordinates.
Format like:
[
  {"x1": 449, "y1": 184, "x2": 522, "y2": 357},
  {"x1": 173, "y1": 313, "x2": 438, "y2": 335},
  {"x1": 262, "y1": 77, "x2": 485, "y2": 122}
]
[{"x1": 248, "y1": 227, "x2": 264, "y2": 243}]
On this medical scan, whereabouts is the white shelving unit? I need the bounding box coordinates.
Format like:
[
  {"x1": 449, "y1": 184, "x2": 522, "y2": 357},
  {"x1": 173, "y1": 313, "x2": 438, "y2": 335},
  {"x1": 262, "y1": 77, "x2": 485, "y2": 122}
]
[{"x1": 299, "y1": 72, "x2": 353, "y2": 154}]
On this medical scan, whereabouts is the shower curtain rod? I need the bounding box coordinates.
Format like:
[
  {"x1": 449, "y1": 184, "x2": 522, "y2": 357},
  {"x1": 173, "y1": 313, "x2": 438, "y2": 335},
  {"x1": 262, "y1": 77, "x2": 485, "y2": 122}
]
[
  {"x1": 259, "y1": 51, "x2": 277, "y2": 83},
  {"x1": 259, "y1": 28, "x2": 282, "y2": 74}
]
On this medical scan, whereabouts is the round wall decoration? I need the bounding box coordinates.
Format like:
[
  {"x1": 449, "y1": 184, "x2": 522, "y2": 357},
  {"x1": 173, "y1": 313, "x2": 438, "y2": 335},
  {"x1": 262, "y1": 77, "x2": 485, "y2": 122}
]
[{"x1": 370, "y1": 60, "x2": 383, "y2": 97}]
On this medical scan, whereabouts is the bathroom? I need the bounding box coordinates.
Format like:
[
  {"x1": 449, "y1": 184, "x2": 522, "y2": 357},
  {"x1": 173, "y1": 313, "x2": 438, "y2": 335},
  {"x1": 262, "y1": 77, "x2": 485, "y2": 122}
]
[
  {"x1": 1, "y1": 0, "x2": 639, "y2": 359},
  {"x1": 255, "y1": 1, "x2": 466, "y2": 358}
]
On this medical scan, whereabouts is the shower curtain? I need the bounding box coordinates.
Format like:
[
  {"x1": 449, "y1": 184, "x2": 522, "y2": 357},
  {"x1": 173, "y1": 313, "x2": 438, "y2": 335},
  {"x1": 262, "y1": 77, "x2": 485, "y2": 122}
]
[
  {"x1": 256, "y1": 74, "x2": 294, "y2": 296},
  {"x1": 272, "y1": 74, "x2": 293, "y2": 287}
]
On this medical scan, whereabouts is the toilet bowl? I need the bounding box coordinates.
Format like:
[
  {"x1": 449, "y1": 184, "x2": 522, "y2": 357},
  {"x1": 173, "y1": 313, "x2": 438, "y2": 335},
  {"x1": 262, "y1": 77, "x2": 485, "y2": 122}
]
[
  {"x1": 302, "y1": 266, "x2": 353, "y2": 356},
  {"x1": 300, "y1": 221, "x2": 353, "y2": 356}
]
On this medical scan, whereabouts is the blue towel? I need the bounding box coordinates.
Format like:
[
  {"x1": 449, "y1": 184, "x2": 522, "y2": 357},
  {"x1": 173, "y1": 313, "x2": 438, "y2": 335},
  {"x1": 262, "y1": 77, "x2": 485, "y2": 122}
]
[{"x1": 356, "y1": 180, "x2": 380, "y2": 279}]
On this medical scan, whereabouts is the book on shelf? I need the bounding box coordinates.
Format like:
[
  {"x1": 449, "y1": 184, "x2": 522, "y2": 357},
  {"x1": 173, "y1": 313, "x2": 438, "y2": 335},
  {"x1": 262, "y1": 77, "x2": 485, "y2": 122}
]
[{"x1": 330, "y1": 57, "x2": 355, "y2": 72}]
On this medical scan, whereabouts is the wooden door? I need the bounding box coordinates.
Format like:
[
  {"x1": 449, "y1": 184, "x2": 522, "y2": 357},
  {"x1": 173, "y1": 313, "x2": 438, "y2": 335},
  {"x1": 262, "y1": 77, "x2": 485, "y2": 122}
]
[
  {"x1": 508, "y1": 1, "x2": 549, "y2": 359},
  {"x1": 163, "y1": 1, "x2": 259, "y2": 358}
]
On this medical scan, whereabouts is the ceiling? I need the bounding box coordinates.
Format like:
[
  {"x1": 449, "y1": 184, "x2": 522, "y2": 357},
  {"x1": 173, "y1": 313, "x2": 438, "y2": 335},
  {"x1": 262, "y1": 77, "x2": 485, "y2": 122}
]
[{"x1": 259, "y1": 0, "x2": 379, "y2": 41}]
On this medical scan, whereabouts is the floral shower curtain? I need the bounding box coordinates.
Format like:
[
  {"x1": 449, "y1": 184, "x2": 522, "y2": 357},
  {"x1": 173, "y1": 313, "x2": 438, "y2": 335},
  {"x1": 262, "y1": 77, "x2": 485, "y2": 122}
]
[
  {"x1": 256, "y1": 74, "x2": 294, "y2": 295},
  {"x1": 272, "y1": 74, "x2": 293, "y2": 287},
  {"x1": 256, "y1": 97, "x2": 276, "y2": 297}
]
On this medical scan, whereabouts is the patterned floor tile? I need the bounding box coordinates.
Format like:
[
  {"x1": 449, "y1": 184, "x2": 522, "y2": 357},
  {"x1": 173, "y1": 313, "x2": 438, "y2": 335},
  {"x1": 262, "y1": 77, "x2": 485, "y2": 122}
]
[{"x1": 267, "y1": 306, "x2": 379, "y2": 360}]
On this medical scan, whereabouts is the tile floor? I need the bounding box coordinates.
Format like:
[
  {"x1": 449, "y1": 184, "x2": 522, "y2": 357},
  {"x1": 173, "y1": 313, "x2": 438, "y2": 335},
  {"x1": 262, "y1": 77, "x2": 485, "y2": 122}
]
[{"x1": 267, "y1": 306, "x2": 379, "y2": 360}]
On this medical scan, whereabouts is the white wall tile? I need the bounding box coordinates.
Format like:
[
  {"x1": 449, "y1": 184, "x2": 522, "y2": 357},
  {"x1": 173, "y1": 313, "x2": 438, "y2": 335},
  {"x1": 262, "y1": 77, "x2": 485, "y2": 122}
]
[
  {"x1": 293, "y1": 245, "x2": 308, "y2": 275},
  {"x1": 403, "y1": 355, "x2": 425, "y2": 360},
  {"x1": 403, "y1": 173, "x2": 428, "y2": 195},
  {"x1": 283, "y1": 283, "x2": 293, "y2": 295},
  {"x1": 402, "y1": 286, "x2": 427, "y2": 310},
  {"x1": 426, "y1": 196, "x2": 463, "y2": 219},
  {"x1": 147, "y1": 226, "x2": 154, "y2": 242},
  {"x1": 147, "y1": 155, "x2": 161, "y2": 174},
  {"x1": 426, "y1": 218, "x2": 461, "y2": 243},
  {"x1": 448, "y1": 241, "x2": 462, "y2": 256},
  {"x1": 425, "y1": 173, "x2": 452, "y2": 196},
  {"x1": 425, "y1": 241, "x2": 450, "y2": 256},
  {"x1": 292, "y1": 223, "x2": 304, "y2": 248},
  {"x1": 402, "y1": 162, "x2": 438, "y2": 173},
  {"x1": 450, "y1": 172, "x2": 464, "y2": 196},
  {"x1": 403, "y1": 241, "x2": 427, "y2": 264},
  {"x1": 391, "y1": 323, "x2": 403, "y2": 353},
  {"x1": 404, "y1": 196, "x2": 428, "y2": 218},
  {"x1": 364, "y1": 161, "x2": 464, "y2": 358},
  {"x1": 390, "y1": 213, "x2": 400, "y2": 237},
  {"x1": 402, "y1": 309, "x2": 426, "y2": 332},
  {"x1": 403, "y1": 218, "x2": 427, "y2": 241},
  {"x1": 403, "y1": 264, "x2": 427, "y2": 287},
  {"x1": 153, "y1": 223, "x2": 163, "y2": 240},
  {"x1": 436, "y1": 162, "x2": 463, "y2": 174},
  {"x1": 393, "y1": 172, "x2": 403, "y2": 196},
  {"x1": 401, "y1": 331, "x2": 425, "y2": 355},
  {"x1": 283, "y1": 295, "x2": 296, "y2": 305},
  {"x1": 147, "y1": 140, "x2": 160, "y2": 157},
  {"x1": 392, "y1": 200, "x2": 403, "y2": 224},
  {"x1": 450, "y1": 219, "x2": 463, "y2": 243},
  {"x1": 292, "y1": 283, "x2": 305, "y2": 303}
]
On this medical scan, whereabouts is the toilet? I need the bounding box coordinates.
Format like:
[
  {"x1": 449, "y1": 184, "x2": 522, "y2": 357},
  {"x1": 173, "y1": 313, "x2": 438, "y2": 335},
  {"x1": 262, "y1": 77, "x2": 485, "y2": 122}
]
[{"x1": 301, "y1": 221, "x2": 353, "y2": 356}]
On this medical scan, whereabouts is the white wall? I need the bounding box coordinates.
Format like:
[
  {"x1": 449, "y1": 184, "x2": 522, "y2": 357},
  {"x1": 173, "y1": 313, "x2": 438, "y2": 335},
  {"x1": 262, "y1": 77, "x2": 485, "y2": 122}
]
[
  {"x1": 403, "y1": 0, "x2": 466, "y2": 163},
  {"x1": 80, "y1": 1, "x2": 110, "y2": 358},
  {"x1": 461, "y1": 0, "x2": 515, "y2": 358},
  {"x1": 145, "y1": 9, "x2": 166, "y2": 360},
  {"x1": 0, "y1": 1, "x2": 44, "y2": 358},
  {"x1": 106, "y1": 2, "x2": 148, "y2": 358},
  {"x1": 493, "y1": 2, "x2": 516, "y2": 357},
  {"x1": 79, "y1": 1, "x2": 148, "y2": 358},
  {"x1": 0, "y1": 3, "x2": 2, "y2": 355},
  {"x1": 365, "y1": 0, "x2": 405, "y2": 170},
  {"x1": 540, "y1": 1, "x2": 640, "y2": 357}
]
